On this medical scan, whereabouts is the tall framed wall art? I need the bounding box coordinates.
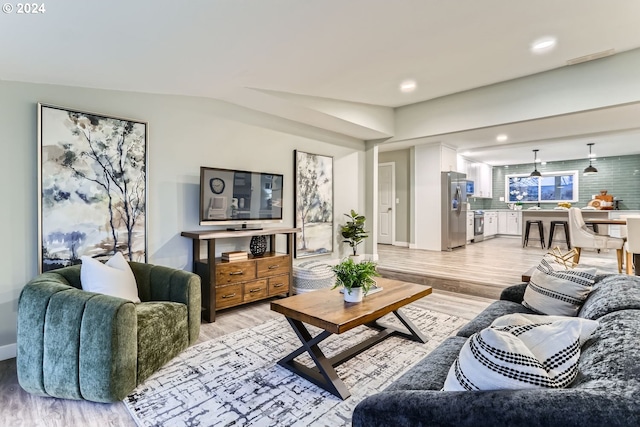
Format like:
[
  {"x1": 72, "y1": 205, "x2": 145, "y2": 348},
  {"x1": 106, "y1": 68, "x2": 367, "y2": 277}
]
[
  {"x1": 294, "y1": 150, "x2": 333, "y2": 258},
  {"x1": 38, "y1": 103, "x2": 148, "y2": 273}
]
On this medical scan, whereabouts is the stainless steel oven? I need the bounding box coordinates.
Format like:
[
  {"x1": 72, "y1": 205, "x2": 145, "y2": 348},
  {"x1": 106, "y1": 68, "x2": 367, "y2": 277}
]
[{"x1": 474, "y1": 211, "x2": 484, "y2": 242}]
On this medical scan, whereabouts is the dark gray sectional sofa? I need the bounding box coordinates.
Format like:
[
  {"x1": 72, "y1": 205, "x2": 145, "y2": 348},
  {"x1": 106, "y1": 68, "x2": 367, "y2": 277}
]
[{"x1": 352, "y1": 274, "x2": 640, "y2": 427}]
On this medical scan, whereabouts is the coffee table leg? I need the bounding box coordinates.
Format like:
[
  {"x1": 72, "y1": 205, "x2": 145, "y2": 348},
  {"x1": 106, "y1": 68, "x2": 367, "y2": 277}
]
[
  {"x1": 278, "y1": 318, "x2": 351, "y2": 400},
  {"x1": 368, "y1": 308, "x2": 428, "y2": 344}
]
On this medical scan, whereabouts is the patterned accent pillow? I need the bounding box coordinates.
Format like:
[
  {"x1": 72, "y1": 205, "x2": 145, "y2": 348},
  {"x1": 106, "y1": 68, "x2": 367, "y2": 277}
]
[
  {"x1": 522, "y1": 257, "x2": 596, "y2": 316},
  {"x1": 443, "y1": 313, "x2": 599, "y2": 391}
]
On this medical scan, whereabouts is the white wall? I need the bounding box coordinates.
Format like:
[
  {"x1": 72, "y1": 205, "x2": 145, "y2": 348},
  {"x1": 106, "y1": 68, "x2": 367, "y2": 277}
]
[
  {"x1": 413, "y1": 144, "x2": 443, "y2": 250},
  {"x1": 394, "y1": 48, "x2": 640, "y2": 141},
  {"x1": 0, "y1": 80, "x2": 366, "y2": 359}
]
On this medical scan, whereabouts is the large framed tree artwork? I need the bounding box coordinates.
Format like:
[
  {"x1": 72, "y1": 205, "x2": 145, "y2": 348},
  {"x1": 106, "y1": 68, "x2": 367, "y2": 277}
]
[
  {"x1": 294, "y1": 150, "x2": 333, "y2": 258},
  {"x1": 38, "y1": 104, "x2": 148, "y2": 273}
]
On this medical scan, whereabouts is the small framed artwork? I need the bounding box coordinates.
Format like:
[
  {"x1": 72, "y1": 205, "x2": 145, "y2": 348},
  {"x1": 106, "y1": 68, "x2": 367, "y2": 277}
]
[
  {"x1": 38, "y1": 103, "x2": 148, "y2": 273},
  {"x1": 294, "y1": 150, "x2": 334, "y2": 258}
]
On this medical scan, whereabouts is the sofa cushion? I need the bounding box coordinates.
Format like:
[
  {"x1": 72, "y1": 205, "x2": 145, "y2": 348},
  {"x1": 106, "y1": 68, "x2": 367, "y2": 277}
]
[
  {"x1": 443, "y1": 314, "x2": 599, "y2": 391},
  {"x1": 457, "y1": 300, "x2": 535, "y2": 338},
  {"x1": 578, "y1": 275, "x2": 640, "y2": 320},
  {"x1": 136, "y1": 302, "x2": 189, "y2": 382},
  {"x1": 81, "y1": 253, "x2": 141, "y2": 303},
  {"x1": 573, "y1": 309, "x2": 640, "y2": 387},
  {"x1": 385, "y1": 336, "x2": 467, "y2": 392},
  {"x1": 522, "y1": 257, "x2": 595, "y2": 316}
]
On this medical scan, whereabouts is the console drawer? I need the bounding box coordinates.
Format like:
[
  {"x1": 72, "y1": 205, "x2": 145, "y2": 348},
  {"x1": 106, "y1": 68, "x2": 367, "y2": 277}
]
[
  {"x1": 216, "y1": 261, "x2": 256, "y2": 284},
  {"x1": 268, "y1": 274, "x2": 290, "y2": 295},
  {"x1": 243, "y1": 279, "x2": 268, "y2": 302},
  {"x1": 257, "y1": 255, "x2": 290, "y2": 278},
  {"x1": 215, "y1": 284, "x2": 243, "y2": 309}
]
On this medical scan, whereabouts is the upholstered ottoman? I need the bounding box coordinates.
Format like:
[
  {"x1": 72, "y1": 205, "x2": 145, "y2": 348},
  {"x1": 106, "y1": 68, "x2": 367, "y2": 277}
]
[{"x1": 292, "y1": 260, "x2": 336, "y2": 294}]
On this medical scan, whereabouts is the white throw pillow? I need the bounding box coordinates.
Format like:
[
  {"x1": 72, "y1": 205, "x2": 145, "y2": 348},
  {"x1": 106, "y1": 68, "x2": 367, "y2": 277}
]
[
  {"x1": 443, "y1": 313, "x2": 599, "y2": 391},
  {"x1": 522, "y1": 257, "x2": 596, "y2": 316},
  {"x1": 81, "y1": 252, "x2": 141, "y2": 303}
]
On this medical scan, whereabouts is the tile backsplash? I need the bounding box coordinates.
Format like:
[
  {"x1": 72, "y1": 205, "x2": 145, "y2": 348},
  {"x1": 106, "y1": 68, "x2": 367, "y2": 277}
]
[{"x1": 469, "y1": 154, "x2": 640, "y2": 211}]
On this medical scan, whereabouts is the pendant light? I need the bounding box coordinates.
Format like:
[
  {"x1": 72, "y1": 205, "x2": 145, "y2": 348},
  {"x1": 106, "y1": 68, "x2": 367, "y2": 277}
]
[
  {"x1": 529, "y1": 149, "x2": 541, "y2": 177},
  {"x1": 583, "y1": 143, "x2": 598, "y2": 175}
]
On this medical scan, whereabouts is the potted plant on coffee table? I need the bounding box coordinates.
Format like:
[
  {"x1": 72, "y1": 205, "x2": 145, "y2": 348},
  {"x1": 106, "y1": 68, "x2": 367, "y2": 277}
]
[
  {"x1": 332, "y1": 258, "x2": 380, "y2": 303},
  {"x1": 341, "y1": 210, "x2": 369, "y2": 263}
]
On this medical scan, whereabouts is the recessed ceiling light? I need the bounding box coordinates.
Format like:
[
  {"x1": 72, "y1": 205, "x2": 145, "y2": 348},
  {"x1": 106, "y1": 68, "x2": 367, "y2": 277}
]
[
  {"x1": 496, "y1": 134, "x2": 508, "y2": 142},
  {"x1": 400, "y1": 80, "x2": 417, "y2": 93},
  {"x1": 531, "y1": 36, "x2": 557, "y2": 54}
]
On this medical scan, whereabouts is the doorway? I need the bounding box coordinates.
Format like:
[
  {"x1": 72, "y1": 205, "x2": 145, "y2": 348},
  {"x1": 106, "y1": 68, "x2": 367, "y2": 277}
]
[{"x1": 378, "y1": 162, "x2": 395, "y2": 245}]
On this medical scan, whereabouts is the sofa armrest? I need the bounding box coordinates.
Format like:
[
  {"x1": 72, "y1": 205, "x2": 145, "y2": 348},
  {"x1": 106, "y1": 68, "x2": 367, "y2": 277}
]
[
  {"x1": 130, "y1": 262, "x2": 201, "y2": 345},
  {"x1": 499, "y1": 283, "x2": 527, "y2": 303},
  {"x1": 353, "y1": 388, "x2": 638, "y2": 427},
  {"x1": 17, "y1": 278, "x2": 137, "y2": 402}
]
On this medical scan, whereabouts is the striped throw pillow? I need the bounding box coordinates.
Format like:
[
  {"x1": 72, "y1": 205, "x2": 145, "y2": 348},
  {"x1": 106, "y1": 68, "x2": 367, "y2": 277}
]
[
  {"x1": 443, "y1": 313, "x2": 599, "y2": 391},
  {"x1": 522, "y1": 257, "x2": 596, "y2": 316}
]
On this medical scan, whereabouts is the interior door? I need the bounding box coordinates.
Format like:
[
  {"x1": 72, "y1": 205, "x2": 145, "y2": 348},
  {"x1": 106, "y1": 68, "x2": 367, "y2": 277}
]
[{"x1": 378, "y1": 163, "x2": 395, "y2": 245}]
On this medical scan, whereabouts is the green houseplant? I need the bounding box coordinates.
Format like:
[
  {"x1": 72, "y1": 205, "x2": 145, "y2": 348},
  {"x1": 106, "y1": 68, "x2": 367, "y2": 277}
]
[
  {"x1": 332, "y1": 258, "x2": 380, "y2": 302},
  {"x1": 341, "y1": 210, "x2": 369, "y2": 262}
]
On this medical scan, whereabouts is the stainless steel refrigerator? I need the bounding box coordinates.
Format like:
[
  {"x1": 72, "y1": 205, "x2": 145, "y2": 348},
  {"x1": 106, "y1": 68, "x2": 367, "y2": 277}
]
[{"x1": 441, "y1": 171, "x2": 467, "y2": 250}]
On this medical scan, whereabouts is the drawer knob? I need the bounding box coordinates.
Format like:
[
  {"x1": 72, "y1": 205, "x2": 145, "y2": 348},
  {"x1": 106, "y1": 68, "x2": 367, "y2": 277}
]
[
  {"x1": 222, "y1": 293, "x2": 236, "y2": 299},
  {"x1": 268, "y1": 265, "x2": 280, "y2": 270},
  {"x1": 249, "y1": 288, "x2": 261, "y2": 293},
  {"x1": 229, "y1": 271, "x2": 244, "y2": 276},
  {"x1": 273, "y1": 283, "x2": 285, "y2": 288}
]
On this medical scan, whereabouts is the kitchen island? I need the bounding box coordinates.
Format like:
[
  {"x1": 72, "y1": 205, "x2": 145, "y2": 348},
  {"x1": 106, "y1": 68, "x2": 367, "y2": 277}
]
[{"x1": 520, "y1": 209, "x2": 640, "y2": 248}]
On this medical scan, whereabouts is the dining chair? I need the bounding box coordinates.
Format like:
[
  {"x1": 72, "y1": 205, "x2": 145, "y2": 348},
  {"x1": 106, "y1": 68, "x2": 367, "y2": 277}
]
[
  {"x1": 625, "y1": 217, "x2": 640, "y2": 275},
  {"x1": 567, "y1": 208, "x2": 624, "y2": 273}
]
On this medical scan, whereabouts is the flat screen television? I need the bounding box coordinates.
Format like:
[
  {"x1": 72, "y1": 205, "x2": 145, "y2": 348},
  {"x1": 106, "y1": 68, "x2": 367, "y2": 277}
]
[{"x1": 199, "y1": 166, "x2": 284, "y2": 228}]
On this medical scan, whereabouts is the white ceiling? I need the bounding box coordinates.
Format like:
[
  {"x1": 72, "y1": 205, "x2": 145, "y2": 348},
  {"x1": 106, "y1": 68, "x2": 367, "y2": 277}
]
[
  {"x1": 2, "y1": 0, "x2": 640, "y2": 164},
  {"x1": 380, "y1": 102, "x2": 640, "y2": 165}
]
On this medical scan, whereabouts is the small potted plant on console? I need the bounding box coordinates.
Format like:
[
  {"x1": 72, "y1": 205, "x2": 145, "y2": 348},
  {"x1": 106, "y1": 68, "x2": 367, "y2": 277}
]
[
  {"x1": 332, "y1": 258, "x2": 380, "y2": 303},
  {"x1": 341, "y1": 210, "x2": 369, "y2": 263}
]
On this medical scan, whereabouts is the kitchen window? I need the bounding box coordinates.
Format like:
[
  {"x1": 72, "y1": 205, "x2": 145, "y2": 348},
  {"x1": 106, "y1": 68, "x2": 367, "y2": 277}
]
[{"x1": 506, "y1": 171, "x2": 578, "y2": 203}]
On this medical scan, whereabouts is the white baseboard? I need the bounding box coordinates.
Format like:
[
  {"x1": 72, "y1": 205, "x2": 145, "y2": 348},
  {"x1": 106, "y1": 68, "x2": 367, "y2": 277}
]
[
  {"x1": 393, "y1": 241, "x2": 409, "y2": 247},
  {"x1": 409, "y1": 243, "x2": 418, "y2": 249},
  {"x1": 0, "y1": 343, "x2": 17, "y2": 361}
]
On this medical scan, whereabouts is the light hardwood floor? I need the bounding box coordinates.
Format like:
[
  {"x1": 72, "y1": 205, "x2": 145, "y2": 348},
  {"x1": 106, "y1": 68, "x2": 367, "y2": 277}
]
[
  {"x1": 377, "y1": 235, "x2": 620, "y2": 299},
  {"x1": 2, "y1": 236, "x2": 620, "y2": 426}
]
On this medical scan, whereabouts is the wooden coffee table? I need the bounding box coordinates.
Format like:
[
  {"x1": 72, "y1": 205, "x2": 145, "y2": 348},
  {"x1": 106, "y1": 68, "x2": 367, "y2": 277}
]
[{"x1": 270, "y1": 277, "x2": 432, "y2": 399}]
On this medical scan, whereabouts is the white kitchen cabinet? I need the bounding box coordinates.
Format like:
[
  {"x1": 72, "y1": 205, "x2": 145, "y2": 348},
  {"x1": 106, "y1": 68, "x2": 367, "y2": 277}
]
[
  {"x1": 466, "y1": 211, "x2": 474, "y2": 242},
  {"x1": 507, "y1": 211, "x2": 521, "y2": 235},
  {"x1": 457, "y1": 156, "x2": 468, "y2": 175},
  {"x1": 456, "y1": 155, "x2": 492, "y2": 198},
  {"x1": 485, "y1": 211, "x2": 498, "y2": 237},
  {"x1": 475, "y1": 163, "x2": 493, "y2": 198},
  {"x1": 498, "y1": 212, "x2": 508, "y2": 234},
  {"x1": 498, "y1": 211, "x2": 521, "y2": 235}
]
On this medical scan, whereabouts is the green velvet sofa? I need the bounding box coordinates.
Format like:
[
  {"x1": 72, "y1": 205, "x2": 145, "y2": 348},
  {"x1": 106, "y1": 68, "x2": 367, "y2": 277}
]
[{"x1": 17, "y1": 262, "x2": 201, "y2": 403}]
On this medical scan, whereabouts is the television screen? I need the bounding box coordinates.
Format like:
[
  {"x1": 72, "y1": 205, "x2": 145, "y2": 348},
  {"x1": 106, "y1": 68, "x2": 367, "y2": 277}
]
[{"x1": 199, "y1": 166, "x2": 283, "y2": 226}]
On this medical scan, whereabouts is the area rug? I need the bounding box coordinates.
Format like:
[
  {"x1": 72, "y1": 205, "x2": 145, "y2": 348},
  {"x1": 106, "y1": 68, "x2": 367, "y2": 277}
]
[{"x1": 124, "y1": 306, "x2": 466, "y2": 427}]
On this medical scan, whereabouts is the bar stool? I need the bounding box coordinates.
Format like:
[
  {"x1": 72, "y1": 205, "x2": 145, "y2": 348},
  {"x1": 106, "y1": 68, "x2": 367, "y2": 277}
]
[
  {"x1": 523, "y1": 220, "x2": 545, "y2": 249},
  {"x1": 548, "y1": 221, "x2": 571, "y2": 249}
]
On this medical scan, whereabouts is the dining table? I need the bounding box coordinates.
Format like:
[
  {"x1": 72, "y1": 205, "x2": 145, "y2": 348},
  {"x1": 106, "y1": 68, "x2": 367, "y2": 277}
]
[
  {"x1": 583, "y1": 218, "x2": 627, "y2": 225},
  {"x1": 584, "y1": 217, "x2": 638, "y2": 276}
]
